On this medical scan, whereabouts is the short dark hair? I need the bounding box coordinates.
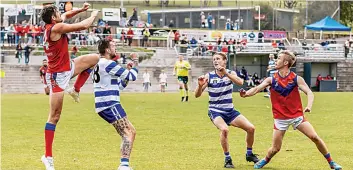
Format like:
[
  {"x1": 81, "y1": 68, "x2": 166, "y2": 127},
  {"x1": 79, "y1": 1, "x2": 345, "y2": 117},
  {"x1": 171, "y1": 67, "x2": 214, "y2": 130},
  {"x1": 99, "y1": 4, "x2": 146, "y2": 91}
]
[
  {"x1": 41, "y1": 5, "x2": 57, "y2": 24},
  {"x1": 97, "y1": 39, "x2": 112, "y2": 55}
]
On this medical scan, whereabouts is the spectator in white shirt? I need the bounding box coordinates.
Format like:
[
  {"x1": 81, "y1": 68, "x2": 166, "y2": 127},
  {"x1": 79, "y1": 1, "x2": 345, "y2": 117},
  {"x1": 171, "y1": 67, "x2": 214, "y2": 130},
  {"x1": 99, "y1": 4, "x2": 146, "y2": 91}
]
[
  {"x1": 168, "y1": 30, "x2": 175, "y2": 49},
  {"x1": 159, "y1": 70, "x2": 168, "y2": 92},
  {"x1": 143, "y1": 69, "x2": 151, "y2": 92}
]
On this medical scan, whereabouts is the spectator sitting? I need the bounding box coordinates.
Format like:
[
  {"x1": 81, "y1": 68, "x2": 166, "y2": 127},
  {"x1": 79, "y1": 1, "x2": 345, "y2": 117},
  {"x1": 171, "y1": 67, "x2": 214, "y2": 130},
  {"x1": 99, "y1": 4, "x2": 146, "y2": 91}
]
[
  {"x1": 253, "y1": 73, "x2": 261, "y2": 85},
  {"x1": 330, "y1": 38, "x2": 337, "y2": 44},
  {"x1": 190, "y1": 37, "x2": 198, "y2": 48},
  {"x1": 240, "y1": 39, "x2": 247, "y2": 51},
  {"x1": 221, "y1": 42, "x2": 228, "y2": 53},
  {"x1": 272, "y1": 40, "x2": 278, "y2": 49},
  {"x1": 239, "y1": 66, "x2": 248, "y2": 80},
  {"x1": 180, "y1": 37, "x2": 189, "y2": 53},
  {"x1": 247, "y1": 74, "x2": 255, "y2": 87},
  {"x1": 103, "y1": 24, "x2": 112, "y2": 38},
  {"x1": 168, "y1": 20, "x2": 174, "y2": 28},
  {"x1": 302, "y1": 39, "x2": 309, "y2": 51},
  {"x1": 278, "y1": 40, "x2": 286, "y2": 50},
  {"x1": 228, "y1": 38, "x2": 234, "y2": 52},
  {"x1": 71, "y1": 46, "x2": 78, "y2": 59}
]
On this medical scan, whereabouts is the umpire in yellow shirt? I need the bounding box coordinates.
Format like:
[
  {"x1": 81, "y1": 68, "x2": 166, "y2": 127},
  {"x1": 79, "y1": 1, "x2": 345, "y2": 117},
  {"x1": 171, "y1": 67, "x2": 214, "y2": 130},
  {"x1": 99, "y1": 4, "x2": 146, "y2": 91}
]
[{"x1": 173, "y1": 55, "x2": 191, "y2": 102}]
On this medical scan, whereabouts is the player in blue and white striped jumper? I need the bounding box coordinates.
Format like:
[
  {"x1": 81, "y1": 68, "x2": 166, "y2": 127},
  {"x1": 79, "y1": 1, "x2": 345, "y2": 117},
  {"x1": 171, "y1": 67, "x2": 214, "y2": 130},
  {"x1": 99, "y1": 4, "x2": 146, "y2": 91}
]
[
  {"x1": 93, "y1": 39, "x2": 138, "y2": 170},
  {"x1": 195, "y1": 53, "x2": 259, "y2": 168}
]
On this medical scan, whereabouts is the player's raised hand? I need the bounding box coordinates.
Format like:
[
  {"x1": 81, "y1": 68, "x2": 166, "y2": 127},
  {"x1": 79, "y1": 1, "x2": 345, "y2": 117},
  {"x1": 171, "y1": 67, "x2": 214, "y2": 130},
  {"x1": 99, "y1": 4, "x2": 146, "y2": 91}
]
[
  {"x1": 91, "y1": 10, "x2": 99, "y2": 18},
  {"x1": 127, "y1": 61, "x2": 133, "y2": 70},
  {"x1": 82, "y1": 3, "x2": 90, "y2": 11},
  {"x1": 216, "y1": 65, "x2": 227, "y2": 74},
  {"x1": 304, "y1": 106, "x2": 311, "y2": 113},
  {"x1": 198, "y1": 75, "x2": 208, "y2": 86},
  {"x1": 239, "y1": 88, "x2": 247, "y2": 98}
]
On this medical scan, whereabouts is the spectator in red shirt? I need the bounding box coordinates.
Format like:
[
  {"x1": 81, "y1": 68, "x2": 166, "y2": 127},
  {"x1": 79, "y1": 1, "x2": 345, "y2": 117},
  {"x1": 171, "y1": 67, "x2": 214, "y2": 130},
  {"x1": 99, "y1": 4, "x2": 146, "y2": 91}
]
[
  {"x1": 14, "y1": 24, "x2": 23, "y2": 44},
  {"x1": 174, "y1": 30, "x2": 180, "y2": 45},
  {"x1": 39, "y1": 59, "x2": 49, "y2": 95},
  {"x1": 127, "y1": 26, "x2": 134, "y2": 47},
  {"x1": 221, "y1": 42, "x2": 228, "y2": 53},
  {"x1": 27, "y1": 24, "x2": 34, "y2": 45},
  {"x1": 316, "y1": 74, "x2": 323, "y2": 89},
  {"x1": 33, "y1": 25, "x2": 41, "y2": 44}
]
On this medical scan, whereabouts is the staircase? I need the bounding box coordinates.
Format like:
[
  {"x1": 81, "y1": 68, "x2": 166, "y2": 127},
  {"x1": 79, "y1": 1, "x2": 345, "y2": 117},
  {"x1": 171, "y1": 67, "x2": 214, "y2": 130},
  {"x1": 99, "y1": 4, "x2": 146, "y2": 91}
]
[{"x1": 0, "y1": 48, "x2": 220, "y2": 94}]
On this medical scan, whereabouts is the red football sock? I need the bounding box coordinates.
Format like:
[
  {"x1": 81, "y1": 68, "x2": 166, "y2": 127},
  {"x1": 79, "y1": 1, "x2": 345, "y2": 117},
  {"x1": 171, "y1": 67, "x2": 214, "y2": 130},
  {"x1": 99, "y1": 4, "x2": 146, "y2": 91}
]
[
  {"x1": 74, "y1": 69, "x2": 92, "y2": 93},
  {"x1": 45, "y1": 123, "x2": 56, "y2": 157}
]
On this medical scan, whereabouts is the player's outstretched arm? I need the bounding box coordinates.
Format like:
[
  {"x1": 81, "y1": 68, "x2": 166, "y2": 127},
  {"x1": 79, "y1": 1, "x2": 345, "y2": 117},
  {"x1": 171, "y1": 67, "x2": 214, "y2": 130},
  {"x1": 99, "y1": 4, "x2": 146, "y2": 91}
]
[
  {"x1": 226, "y1": 71, "x2": 243, "y2": 86},
  {"x1": 195, "y1": 74, "x2": 209, "y2": 98},
  {"x1": 297, "y1": 76, "x2": 314, "y2": 112},
  {"x1": 61, "y1": 3, "x2": 90, "y2": 22},
  {"x1": 240, "y1": 77, "x2": 272, "y2": 98},
  {"x1": 53, "y1": 10, "x2": 98, "y2": 34}
]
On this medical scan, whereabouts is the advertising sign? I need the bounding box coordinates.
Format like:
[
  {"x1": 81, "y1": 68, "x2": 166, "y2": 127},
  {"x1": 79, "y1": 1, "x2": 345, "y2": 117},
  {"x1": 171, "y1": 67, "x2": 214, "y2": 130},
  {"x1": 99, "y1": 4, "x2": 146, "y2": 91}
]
[{"x1": 102, "y1": 8, "x2": 121, "y2": 22}]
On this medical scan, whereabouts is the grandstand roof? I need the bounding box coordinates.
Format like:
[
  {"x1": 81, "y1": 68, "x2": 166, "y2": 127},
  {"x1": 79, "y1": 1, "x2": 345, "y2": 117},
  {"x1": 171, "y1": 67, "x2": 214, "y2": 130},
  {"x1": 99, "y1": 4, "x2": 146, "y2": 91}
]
[
  {"x1": 143, "y1": 7, "x2": 300, "y2": 14},
  {"x1": 143, "y1": 7, "x2": 254, "y2": 14}
]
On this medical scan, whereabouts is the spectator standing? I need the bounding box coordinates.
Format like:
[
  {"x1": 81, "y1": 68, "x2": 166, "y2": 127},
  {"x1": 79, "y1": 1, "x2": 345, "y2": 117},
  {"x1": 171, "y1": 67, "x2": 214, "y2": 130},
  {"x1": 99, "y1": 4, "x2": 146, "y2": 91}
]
[
  {"x1": 39, "y1": 59, "x2": 49, "y2": 95},
  {"x1": 143, "y1": 69, "x2": 151, "y2": 92},
  {"x1": 316, "y1": 74, "x2": 323, "y2": 90},
  {"x1": 121, "y1": 29, "x2": 126, "y2": 45},
  {"x1": 103, "y1": 24, "x2": 111, "y2": 39},
  {"x1": 344, "y1": 39, "x2": 350, "y2": 58},
  {"x1": 159, "y1": 70, "x2": 168, "y2": 92},
  {"x1": 128, "y1": 8, "x2": 138, "y2": 26},
  {"x1": 6, "y1": 24, "x2": 15, "y2": 46},
  {"x1": 265, "y1": 54, "x2": 276, "y2": 97},
  {"x1": 167, "y1": 30, "x2": 175, "y2": 49},
  {"x1": 0, "y1": 27, "x2": 5, "y2": 45},
  {"x1": 16, "y1": 42, "x2": 23, "y2": 64},
  {"x1": 174, "y1": 30, "x2": 180, "y2": 45},
  {"x1": 225, "y1": 19, "x2": 231, "y2": 30},
  {"x1": 33, "y1": 25, "x2": 41, "y2": 45},
  {"x1": 27, "y1": 24, "x2": 34, "y2": 45},
  {"x1": 207, "y1": 13, "x2": 213, "y2": 30},
  {"x1": 14, "y1": 24, "x2": 22, "y2": 44},
  {"x1": 24, "y1": 44, "x2": 35, "y2": 65},
  {"x1": 200, "y1": 12, "x2": 206, "y2": 28},
  {"x1": 142, "y1": 28, "x2": 150, "y2": 48}
]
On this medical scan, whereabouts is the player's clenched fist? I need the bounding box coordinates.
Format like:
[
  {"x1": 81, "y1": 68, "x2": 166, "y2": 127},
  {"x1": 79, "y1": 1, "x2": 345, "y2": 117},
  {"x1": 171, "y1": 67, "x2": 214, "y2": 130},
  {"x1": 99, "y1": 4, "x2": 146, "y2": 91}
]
[
  {"x1": 198, "y1": 75, "x2": 208, "y2": 86},
  {"x1": 82, "y1": 3, "x2": 90, "y2": 11}
]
